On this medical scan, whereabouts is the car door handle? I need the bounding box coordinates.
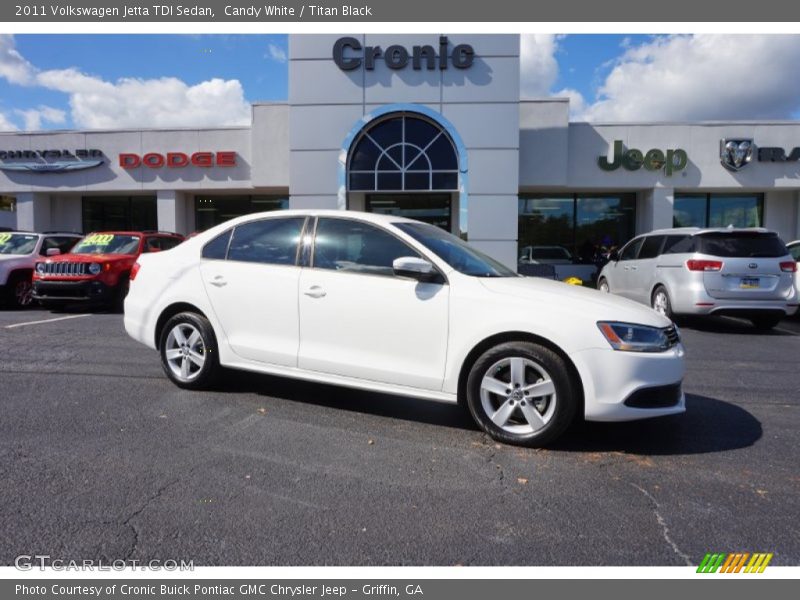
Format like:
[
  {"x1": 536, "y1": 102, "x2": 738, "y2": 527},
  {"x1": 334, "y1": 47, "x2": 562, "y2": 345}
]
[
  {"x1": 209, "y1": 276, "x2": 227, "y2": 288},
  {"x1": 304, "y1": 285, "x2": 327, "y2": 298},
  {"x1": 630, "y1": 266, "x2": 638, "y2": 271}
]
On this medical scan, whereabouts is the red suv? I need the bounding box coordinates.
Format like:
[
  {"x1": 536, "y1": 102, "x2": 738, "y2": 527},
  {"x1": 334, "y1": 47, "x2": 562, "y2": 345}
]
[{"x1": 33, "y1": 231, "x2": 184, "y2": 309}]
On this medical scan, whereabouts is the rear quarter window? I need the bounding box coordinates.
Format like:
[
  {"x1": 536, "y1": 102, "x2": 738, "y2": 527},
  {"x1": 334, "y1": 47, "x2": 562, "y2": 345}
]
[
  {"x1": 663, "y1": 235, "x2": 696, "y2": 254},
  {"x1": 202, "y1": 230, "x2": 232, "y2": 260},
  {"x1": 698, "y1": 233, "x2": 787, "y2": 258}
]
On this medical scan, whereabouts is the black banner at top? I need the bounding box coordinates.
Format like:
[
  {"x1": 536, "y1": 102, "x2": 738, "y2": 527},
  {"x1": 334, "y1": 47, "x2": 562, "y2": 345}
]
[{"x1": 4, "y1": 0, "x2": 800, "y2": 22}]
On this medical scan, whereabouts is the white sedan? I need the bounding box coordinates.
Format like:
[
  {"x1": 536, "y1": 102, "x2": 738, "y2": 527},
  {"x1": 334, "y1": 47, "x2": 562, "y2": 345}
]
[{"x1": 124, "y1": 210, "x2": 686, "y2": 447}]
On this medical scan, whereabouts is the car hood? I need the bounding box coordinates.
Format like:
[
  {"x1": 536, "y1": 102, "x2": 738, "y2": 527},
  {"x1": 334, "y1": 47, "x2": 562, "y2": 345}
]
[
  {"x1": 44, "y1": 253, "x2": 134, "y2": 263},
  {"x1": 478, "y1": 276, "x2": 671, "y2": 328}
]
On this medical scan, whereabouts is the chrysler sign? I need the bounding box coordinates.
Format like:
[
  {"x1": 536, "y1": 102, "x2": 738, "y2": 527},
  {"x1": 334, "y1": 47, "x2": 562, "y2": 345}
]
[
  {"x1": 333, "y1": 36, "x2": 475, "y2": 71},
  {"x1": 0, "y1": 148, "x2": 104, "y2": 173}
]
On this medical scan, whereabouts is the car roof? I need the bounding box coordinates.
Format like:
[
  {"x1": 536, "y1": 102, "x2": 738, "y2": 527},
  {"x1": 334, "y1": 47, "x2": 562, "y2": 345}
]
[
  {"x1": 82, "y1": 231, "x2": 181, "y2": 237},
  {"x1": 212, "y1": 209, "x2": 424, "y2": 229},
  {"x1": 645, "y1": 226, "x2": 772, "y2": 236}
]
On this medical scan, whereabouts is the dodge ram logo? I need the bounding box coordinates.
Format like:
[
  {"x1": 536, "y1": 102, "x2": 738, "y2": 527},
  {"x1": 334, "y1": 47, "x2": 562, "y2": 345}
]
[{"x1": 720, "y1": 138, "x2": 754, "y2": 171}]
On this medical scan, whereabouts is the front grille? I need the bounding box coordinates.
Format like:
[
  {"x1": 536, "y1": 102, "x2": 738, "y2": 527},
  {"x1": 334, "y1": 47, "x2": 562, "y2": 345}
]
[
  {"x1": 664, "y1": 325, "x2": 680, "y2": 348},
  {"x1": 40, "y1": 262, "x2": 88, "y2": 276}
]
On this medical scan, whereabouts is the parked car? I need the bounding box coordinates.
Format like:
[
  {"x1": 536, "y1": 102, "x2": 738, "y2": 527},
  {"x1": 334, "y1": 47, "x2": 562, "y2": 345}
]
[
  {"x1": 519, "y1": 245, "x2": 574, "y2": 265},
  {"x1": 124, "y1": 210, "x2": 685, "y2": 447},
  {"x1": 0, "y1": 231, "x2": 82, "y2": 308},
  {"x1": 33, "y1": 231, "x2": 184, "y2": 309},
  {"x1": 597, "y1": 227, "x2": 798, "y2": 330},
  {"x1": 788, "y1": 240, "x2": 800, "y2": 262}
]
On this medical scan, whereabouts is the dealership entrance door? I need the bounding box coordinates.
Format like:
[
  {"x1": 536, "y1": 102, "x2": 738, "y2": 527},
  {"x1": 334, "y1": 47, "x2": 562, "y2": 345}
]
[{"x1": 365, "y1": 194, "x2": 452, "y2": 231}]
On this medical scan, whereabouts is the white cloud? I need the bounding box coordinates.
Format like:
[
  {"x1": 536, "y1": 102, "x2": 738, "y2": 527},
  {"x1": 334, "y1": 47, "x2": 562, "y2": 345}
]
[
  {"x1": 519, "y1": 34, "x2": 561, "y2": 98},
  {"x1": 0, "y1": 35, "x2": 251, "y2": 130},
  {"x1": 36, "y1": 70, "x2": 251, "y2": 128},
  {"x1": 0, "y1": 34, "x2": 34, "y2": 85},
  {"x1": 0, "y1": 112, "x2": 18, "y2": 131},
  {"x1": 266, "y1": 43, "x2": 287, "y2": 63},
  {"x1": 14, "y1": 105, "x2": 66, "y2": 130},
  {"x1": 580, "y1": 35, "x2": 800, "y2": 122}
]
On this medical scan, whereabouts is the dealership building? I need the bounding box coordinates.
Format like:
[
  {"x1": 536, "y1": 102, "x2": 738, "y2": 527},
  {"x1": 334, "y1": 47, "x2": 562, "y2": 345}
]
[{"x1": 2, "y1": 34, "x2": 800, "y2": 270}]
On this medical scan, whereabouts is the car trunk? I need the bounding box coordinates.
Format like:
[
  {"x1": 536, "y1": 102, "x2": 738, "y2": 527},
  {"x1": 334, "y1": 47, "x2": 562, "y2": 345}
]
[{"x1": 698, "y1": 232, "x2": 794, "y2": 300}]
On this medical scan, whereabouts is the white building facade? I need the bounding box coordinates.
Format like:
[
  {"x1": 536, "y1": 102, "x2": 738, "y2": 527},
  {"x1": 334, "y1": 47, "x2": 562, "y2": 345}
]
[{"x1": 2, "y1": 34, "x2": 800, "y2": 271}]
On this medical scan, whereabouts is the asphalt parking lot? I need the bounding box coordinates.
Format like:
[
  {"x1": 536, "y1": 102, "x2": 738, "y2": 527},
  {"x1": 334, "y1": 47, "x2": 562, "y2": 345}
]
[{"x1": 1, "y1": 308, "x2": 799, "y2": 566}]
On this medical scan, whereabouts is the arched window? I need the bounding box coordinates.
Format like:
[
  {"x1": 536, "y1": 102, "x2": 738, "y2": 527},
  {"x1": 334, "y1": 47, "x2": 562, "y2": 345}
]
[{"x1": 348, "y1": 113, "x2": 459, "y2": 192}]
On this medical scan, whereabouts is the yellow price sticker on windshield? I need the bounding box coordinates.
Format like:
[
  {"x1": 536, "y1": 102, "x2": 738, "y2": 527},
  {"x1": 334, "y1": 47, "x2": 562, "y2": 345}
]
[
  {"x1": 0, "y1": 233, "x2": 11, "y2": 245},
  {"x1": 84, "y1": 233, "x2": 114, "y2": 245}
]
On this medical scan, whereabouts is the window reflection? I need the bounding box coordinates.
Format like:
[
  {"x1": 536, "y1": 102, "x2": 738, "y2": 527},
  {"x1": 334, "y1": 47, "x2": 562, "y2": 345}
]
[{"x1": 673, "y1": 194, "x2": 763, "y2": 228}]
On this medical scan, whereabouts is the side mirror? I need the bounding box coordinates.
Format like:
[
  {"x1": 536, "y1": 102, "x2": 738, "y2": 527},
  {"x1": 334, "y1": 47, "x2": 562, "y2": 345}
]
[
  {"x1": 609, "y1": 250, "x2": 619, "y2": 262},
  {"x1": 46, "y1": 248, "x2": 61, "y2": 256},
  {"x1": 393, "y1": 256, "x2": 437, "y2": 282}
]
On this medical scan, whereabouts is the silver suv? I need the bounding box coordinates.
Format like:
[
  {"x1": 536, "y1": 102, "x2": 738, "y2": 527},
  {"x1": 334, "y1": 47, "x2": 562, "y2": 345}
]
[{"x1": 597, "y1": 227, "x2": 799, "y2": 330}]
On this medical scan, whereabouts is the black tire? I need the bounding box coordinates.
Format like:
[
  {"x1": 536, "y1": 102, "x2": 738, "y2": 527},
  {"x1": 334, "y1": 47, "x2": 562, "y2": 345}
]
[
  {"x1": 651, "y1": 285, "x2": 674, "y2": 321},
  {"x1": 465, "y1": 341, "x2": 578, "y2": 447},
  {"x1": 750, "y1": 315, "x2": 782, "y2": 331},
  {"x1": 114, "y1": 275, "x2": 130, "y2": 312},
  {"x1": 159, "y1": 312, "x2": 220, "y2": 390},
  {"x1": 597, "y1": 277, "x2": 610, "y2": 293},
  {"x1": 4, "y1": 272, "x2": 34, "y2": 309}
]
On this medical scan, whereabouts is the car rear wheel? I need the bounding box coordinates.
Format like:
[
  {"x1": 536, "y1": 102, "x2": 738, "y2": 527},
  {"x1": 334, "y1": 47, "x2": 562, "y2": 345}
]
[
  {"x1": 651, "y1": 285, "x2": 674, "y2": 320},
  {"x1": 7, "y1": 274, "x2": 33, "y2": 309},
  {"x1": 160, "y1": 312, "x2": 220, "y2": 389},
  {"x1": 465, "y1": 341, "x2": 578, "y2": 447},
  {"x1": 598, "y1": 278, "x2": 610, "y2": 293},
  {"x1": 750, "y1": 315, "x2": 782, "y2": 331}
]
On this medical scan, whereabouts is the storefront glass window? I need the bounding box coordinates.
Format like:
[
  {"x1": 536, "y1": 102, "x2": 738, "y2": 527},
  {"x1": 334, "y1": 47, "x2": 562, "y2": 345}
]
[
  {"x1": 194, "y1": 195, "x2": 288, "y2": 231},
  {"x1": 348, "y1": 113, "x2": 459, "y2": 192},
  {"x1": 366, "y1": 194, "x2": 451, "y2": 231},
  {"x1": 518, "y1": 194, "x2": 635, "y2": 266},
  {"x1": 673, "y1": 194, "x2": 763, "y2": 228},
  {"x1": 672, "y1": 195, "x2": 706, "y2": 227},
  {"x1": 82, "y1": 196, "x2": 156, "y2": 233},
  {"x1": 0, "y1": 196, "x2": 15, "y2": 212}
]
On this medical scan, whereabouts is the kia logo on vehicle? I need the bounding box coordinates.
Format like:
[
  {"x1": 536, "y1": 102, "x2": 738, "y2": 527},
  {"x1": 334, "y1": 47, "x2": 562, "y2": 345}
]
[{"x1": 749, "y1": 263, "x2": 758, "y2": 269}]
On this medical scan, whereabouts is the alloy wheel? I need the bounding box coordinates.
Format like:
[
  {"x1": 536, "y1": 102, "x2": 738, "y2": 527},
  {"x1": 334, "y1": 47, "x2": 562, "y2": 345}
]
[
  {"x1": 653, "y1": 290, "x2": 668, "y2": 316},
  {"x1": 479, "y1": 356, "x2": 557, "y2": 435},
  {"x1": 164, "y1": 322, "x2": 206, "y2": 382},
  {"x1": 14, "y1": 279, "x2": 33, "y2": 307}
]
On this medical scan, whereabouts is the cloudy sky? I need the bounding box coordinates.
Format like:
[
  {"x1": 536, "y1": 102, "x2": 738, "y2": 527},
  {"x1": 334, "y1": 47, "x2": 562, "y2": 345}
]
[{"x1": 2, "y1": 33, "x2": 800, "y2": 131}]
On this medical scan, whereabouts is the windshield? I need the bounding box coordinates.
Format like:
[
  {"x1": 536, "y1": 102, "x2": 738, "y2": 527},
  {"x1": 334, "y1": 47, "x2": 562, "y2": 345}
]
[
  {"x1": 698, "y1": 232, "x2": 788, "y2": 258},
  {"x1": 72, "y1": 233, "x2": 141, "y2": 255},
  {"x1": 0, "y1": 233, "x2": 38, "y2": 255},
  {"x1": 394, "y1": 222, "x2": 518, "y2": 278}
]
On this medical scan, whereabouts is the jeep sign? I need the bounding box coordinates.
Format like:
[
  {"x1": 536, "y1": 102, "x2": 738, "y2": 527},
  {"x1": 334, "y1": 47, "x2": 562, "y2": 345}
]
[{"x1": 598, "y1": 140, "x2": 688, "y2": 176}]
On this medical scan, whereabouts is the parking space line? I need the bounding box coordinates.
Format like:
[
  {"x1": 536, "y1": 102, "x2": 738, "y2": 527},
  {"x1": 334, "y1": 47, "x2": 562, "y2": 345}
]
[{"x1": 4, "y1": 314, "x2": 92, "y2": 329}]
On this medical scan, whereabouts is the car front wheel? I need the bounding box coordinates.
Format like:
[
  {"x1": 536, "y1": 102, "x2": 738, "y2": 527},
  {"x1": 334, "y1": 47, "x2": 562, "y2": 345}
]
[
  {"x1": 465, "y1": 341, "x2": 578, "y2": 447},
  {"x1": 8, "y1": 274, "x2": 34, "y2": 309},
  {"x1": 598, "y1": 278, "x2": 610, "y2": 293},
  {"x1": 159, "y1": 312, "x2": 220, "y2": 389}
]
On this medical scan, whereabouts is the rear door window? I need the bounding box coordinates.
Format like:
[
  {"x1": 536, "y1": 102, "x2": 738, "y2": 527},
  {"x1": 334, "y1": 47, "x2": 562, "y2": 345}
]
[
  {"x1": 227, "y1": 217, "x2": 305, "y2": 265},
  {"x1": 619, "y1": 237, "x2": 644, "y2": 261},
  {"x1": 698, "y1": 232, "x2": 787, "y2": 257},
  {"x1": 638, "y1": 236, "x2": 665, "y2": 259}
]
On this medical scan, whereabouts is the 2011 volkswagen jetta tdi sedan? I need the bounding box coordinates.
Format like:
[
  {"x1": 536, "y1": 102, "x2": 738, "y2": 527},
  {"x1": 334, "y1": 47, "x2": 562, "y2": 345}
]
[{"x1": 124, "y1": 210, "x2": 686, "y2": 447}]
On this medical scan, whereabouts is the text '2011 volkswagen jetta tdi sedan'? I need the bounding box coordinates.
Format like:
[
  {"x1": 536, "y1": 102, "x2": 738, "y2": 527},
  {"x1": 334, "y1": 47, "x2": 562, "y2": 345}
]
[{"x1": 124, "y1": 210, "x2": 685, "y2": 447}]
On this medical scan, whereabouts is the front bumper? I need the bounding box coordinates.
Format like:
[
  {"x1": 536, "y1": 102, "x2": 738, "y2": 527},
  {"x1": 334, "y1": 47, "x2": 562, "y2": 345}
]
[
  {"x1": 572, "y1": 344, "x2": 687, "y2": 422},
  {"x1": 32, "y1": 280, "x2": 116, "y2": 303}
]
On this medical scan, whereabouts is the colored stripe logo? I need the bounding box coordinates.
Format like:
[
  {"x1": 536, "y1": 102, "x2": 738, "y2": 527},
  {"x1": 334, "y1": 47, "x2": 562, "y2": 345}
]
[{"x1": 697, "y1": 552, "x2": 773, "y2": 573}]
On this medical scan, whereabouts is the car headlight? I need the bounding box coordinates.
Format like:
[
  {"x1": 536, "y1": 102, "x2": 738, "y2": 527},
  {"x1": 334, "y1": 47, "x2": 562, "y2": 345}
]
[
  {"x1": 88, "y1": 262, "x2": 102, "y2": 275},
  {"x1": 597, "y1": 321, "x2": 674, "y2": 352},
  {"x1": 35, "y1": 262, "x2": 45, "y2": 275}
]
